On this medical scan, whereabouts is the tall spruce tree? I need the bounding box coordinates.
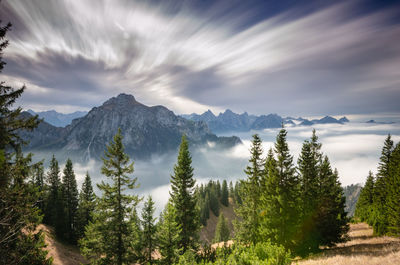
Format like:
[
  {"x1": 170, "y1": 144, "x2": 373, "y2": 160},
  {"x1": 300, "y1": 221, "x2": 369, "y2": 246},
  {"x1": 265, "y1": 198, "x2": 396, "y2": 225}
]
[
  {"x1": 372, "y1": 134, "x2": 393, "y2": 235},
  {"x1": 273, "y1": 128, "x2": 300, "y2": 249},
  {"x1": 214, "y1": 213, "x2": 230, "y2": 243},
  {"x1": 77, "y1": 172, "x2": 96, "y2": 240},
  {"x1": 79, "y1": 129, "x2": 141, "y2": 265},
  {"x1": 316, "y1": 161, "x2": 349, "y2": 247},
  {"x1": 355, "y1": 171, "x2": 375, "y2": 223},
  {"x1": 0, "y1": 20, "x2": 50, "y2": 264},
  {"x1": 260, "y1": 148, "x2": 281, "y2": 243},
  {"x1": 387, "y1": 142, "x2": 400, "y2": 235},
  {"x1": 62, "y1": 158, "x2": 79, "y2": 243},
  {"x1": 44, "y1": 155, "x2": 65, "y2": 238},
  {"x1": 234, "y1": 134, "x2": 263, "y2": 245},
  {"x1": 32, "y1": 161, "x2": 46, "y2": 213},
  {"x1": 169, "y1": 135, "x2": 200, "y2": 252},
  {"x1": 296, "y1": 130, "x2": 323, "y2": 253},
  {"x1": 141, "y1": 195, "x2": 157, "y2": 265},
  {"x1": 221, "y1": 179, "x2": 229, "y2": 207},
  {"x1": 157, "y1": 202, "x2": 181, "y2": 265}
]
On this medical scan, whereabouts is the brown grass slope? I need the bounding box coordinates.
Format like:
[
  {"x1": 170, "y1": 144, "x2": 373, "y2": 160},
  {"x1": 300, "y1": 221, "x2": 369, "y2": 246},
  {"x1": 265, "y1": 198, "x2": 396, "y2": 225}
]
[
  {"x1": 294, "y1": 223, "x2": 400, "y2": 265},
  {"x1": 200, "y1": 197, "x2": 237, "y2": 244}
]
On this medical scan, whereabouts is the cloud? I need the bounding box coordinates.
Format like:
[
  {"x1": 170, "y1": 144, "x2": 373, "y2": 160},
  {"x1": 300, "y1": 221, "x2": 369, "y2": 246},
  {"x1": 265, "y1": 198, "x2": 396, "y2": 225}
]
[{"x1": 1, "y1": 0, "x2": 399, "y2": 115}]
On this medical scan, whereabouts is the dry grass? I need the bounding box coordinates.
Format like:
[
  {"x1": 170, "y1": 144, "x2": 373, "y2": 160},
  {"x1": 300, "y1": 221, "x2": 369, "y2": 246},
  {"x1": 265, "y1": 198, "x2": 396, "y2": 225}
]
[{"x1": 294, "y1": 223, "x2": 400, "y2": 265}]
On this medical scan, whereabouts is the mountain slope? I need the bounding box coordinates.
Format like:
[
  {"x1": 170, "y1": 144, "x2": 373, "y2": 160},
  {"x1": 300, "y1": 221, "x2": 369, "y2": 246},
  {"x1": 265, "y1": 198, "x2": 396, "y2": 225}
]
[
  {"x1": 183, "y1": 110, "x2": 349, "y2": 133},
  {"x1": 27, "y1": 109, "x2": 87, "y2": 127},
  {"x1": 21, "y1": 94, "x2": 241, "y2": 161}
]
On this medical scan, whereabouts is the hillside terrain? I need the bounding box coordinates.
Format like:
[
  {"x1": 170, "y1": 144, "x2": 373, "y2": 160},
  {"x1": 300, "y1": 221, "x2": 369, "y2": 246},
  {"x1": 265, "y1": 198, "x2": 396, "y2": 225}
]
[{"x1": 295, "y1": 223, "x2": 400, "y2": 265}]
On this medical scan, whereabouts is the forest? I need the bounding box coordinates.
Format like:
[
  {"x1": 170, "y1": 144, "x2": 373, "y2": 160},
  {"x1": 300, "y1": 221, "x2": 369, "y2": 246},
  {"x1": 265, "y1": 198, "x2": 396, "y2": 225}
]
[{"x1": 1, "y1": 18, "x2": 400, "y2": 265}]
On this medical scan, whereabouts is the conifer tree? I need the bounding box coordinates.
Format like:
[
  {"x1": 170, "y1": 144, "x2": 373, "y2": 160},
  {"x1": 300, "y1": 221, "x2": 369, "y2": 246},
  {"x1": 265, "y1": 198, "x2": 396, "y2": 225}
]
[
  {"x1": 355, "y1": 171, "x2": 375, "y2": 223},
  {"x1": 62, "y1": 158, "x2": 79, "y2": 243},
  {"x1": 317, "y1": 162, "x2": 349, "y2": 246},
  {"x1": 260, "y1": 148, "x2": 281, "y2": 243},
  {"x1": 141, "y1": 195, "x2": 157, "y2": 265},
  {"x1": 80, "y1": 129, "x2": 141, "y2": 265},
  {"x1": 209, "y1": 184, "x2": 220, "y2": 216},
  {"x1": 157, "y1": 202, "x2": 182, "y2": 265},
  {"x1": 296, "y1": 130, "x2": 323, "y2": 253},
  {"x1": 77, "y1": 172, "x2": 96, "y2": 240},
  {"x1": 221, "y1": 179, "x2": 229, "y2": 207},
  {"x1": 0, "y1": 20, "x2": 50, "y2": 264},
  {"x1": 214, "y1": 213, "x2": 230, "y2": 243},
  {"x1": 44, "y1": 155, "x2": 65, "y2": 238},
  {"x1": 234, "y1": 134, "x2": 263, "y2": 245},
  {"x1": 169, "y1": 135, "x2": 200, "y2": 252},
  {"x1": 32, "y1": 161, "x2": 46, "y2": 213},
  {"x1": 387, "y1": 142, "x2": 400, "y2": 235},
  {"x1": 372, "y1": 134, "x2": 393, "y2": 235},
  {"x1": 273, "y1": 128, "x2": 300, "y2": 249}
]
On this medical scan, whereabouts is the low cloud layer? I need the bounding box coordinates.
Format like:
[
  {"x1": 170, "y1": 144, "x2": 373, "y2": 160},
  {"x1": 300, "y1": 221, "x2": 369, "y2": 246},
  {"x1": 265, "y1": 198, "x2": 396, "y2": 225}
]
[
  {"x1": 1, "y1": 0, "x2": 400, "y2": 115},
  {"x1": 33, "y1": 121, "x2": 400, "y2": 213}
]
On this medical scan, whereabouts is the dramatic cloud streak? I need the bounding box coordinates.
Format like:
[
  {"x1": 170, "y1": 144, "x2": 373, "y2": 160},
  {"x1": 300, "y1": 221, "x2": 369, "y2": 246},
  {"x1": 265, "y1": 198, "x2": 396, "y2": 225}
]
[{"x1": 1, "y1": 0, "x2": 399, "y2": 115}]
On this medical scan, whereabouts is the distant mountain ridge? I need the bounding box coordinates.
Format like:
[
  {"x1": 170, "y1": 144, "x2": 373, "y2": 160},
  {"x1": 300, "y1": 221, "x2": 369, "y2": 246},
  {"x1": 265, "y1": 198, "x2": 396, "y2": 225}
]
[
  {"x1": 20, "y1": 94, "x2": 241, "y2": 161},
  {"x1": 27, "y1": 109, "x2": 87, "y2": 127},
  {"x1": 182, "y1": 110, "x2": 349, "y2": 133}
]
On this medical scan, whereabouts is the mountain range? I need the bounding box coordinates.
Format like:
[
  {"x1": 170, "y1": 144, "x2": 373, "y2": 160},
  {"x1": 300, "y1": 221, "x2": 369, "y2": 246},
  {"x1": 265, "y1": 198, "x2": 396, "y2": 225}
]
[
  {"x1": 20, "y1": 94, "x2": 241, "y2": 161},
  {"x1": 182, "y1": 110, "x2": 349, "y2": 133},
  {"x1": 27, "y1": 109, "x2": 87, "y2": 127}
]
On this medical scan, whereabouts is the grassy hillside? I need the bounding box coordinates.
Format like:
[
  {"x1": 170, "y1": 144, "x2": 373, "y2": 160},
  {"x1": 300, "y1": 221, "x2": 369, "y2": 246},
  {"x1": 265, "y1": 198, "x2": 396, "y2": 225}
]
[
  {"x1": 200, "y1": 197, "x2": 237, "y2": 244},
  {"x1": 294, "y1": 223, "x2": 400, "y2": 265}
]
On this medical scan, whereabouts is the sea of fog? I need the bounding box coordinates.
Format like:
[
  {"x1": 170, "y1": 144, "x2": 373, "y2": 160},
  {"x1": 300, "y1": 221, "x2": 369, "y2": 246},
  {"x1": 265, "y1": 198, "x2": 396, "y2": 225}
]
[{"x1": 33, "y1": 116, "x2": 400, "y2": 214}]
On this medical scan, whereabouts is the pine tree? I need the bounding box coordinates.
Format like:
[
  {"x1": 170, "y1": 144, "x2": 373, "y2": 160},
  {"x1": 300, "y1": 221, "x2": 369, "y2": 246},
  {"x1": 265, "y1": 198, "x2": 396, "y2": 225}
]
[
  {"x1": 80, "y1": 129, "x2": 141, "y2": 265},
  {"x1": 386, "y1": 142, "x2": 400, "y2": 235},
  {"x1": 296, "y1": 130, "x2": 323, "y2": 253},
  {"x1": 259, "y1": 148, "x2": 281, "y2": 243},
  {"x1": 77, "y1": 172, "x2": 96, "y2": 240},
  {"x1": 273, "y1": 128, "x2": 300, "y2": 249},
  {"x1": 169, "y1": 135, "x2": 200, "y2": 253},
  {"x1": 214, "y1": 213, "x2": 230, "y2": 243},
  {"x1": 355, "y1": 171, "x2": 375, "y2": 223},
  {"x1": 0, "y1": 21, "x2": 50, "y2": 264},
  {"x1": 44, "y1": 155, "x2": 65, "y2": 238},
  {"x1": 141, "y1": 195, "x2": 157, "y2": 265},
  {"x1": 209, "y1": 184, "x2": 220, "y2": 217},
  {"x1": 372, "y1": 135, "x2": 393, "y2": 235},
  {"x1": 234, "y1": 134, "x2": 263, "y2": 245},
  {"x1": 157, "y1": 202, "x2": 182, "y2": 265},
  {"x1": 316, "y1": 161, "x2": 349, "y2": 247},
  {"x1": 221, "y1": 179, "x2": 229, "y2": 207},
  {"x1": 32, "y1": 161, "x2": 46, "y2": 213},
  {"x1": 62, "y1": 158, "x2": 79, "y2": 243}
]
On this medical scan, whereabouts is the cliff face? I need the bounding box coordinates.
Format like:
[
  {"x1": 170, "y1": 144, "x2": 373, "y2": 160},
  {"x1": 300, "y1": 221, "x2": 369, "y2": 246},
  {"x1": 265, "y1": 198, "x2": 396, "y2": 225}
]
[{"x1": 21, "y1": 93, "x2": 241, "y2": 161}]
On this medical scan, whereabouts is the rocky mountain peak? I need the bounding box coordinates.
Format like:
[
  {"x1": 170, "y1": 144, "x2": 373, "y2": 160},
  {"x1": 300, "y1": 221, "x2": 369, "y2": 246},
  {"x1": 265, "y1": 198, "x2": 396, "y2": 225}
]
[{"x1": 102, "y1": 93, "x2": 139, "y2": 109}]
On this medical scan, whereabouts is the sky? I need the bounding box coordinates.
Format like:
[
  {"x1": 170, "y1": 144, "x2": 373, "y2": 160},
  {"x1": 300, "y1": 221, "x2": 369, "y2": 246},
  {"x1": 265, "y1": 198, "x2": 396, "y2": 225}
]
[{"x1": 1, "y1": 0, "x2": 400, "y2": 116}]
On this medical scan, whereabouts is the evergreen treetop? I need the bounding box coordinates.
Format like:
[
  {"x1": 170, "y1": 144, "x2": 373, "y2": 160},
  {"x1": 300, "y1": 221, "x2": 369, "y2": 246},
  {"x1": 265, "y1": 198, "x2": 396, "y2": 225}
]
[{"x1": 169, "y1": 135, "x2": 199, "y2": 253}]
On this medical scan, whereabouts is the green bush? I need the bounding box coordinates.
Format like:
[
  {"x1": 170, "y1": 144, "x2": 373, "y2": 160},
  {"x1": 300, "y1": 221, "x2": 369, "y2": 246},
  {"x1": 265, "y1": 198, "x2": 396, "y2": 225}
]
[{"x1": 175, "y1": 242, "x2": 291, "y2": 265}]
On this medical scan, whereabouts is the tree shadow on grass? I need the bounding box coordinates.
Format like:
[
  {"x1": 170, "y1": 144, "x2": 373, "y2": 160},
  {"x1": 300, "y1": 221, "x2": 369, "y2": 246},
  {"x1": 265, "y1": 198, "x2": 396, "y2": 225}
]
[{"x1": 323, "y1": 241, "x2": 400, "y2": 258}]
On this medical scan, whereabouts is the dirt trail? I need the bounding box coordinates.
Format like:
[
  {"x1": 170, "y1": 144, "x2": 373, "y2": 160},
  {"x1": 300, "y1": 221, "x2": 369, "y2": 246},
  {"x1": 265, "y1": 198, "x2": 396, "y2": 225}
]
[
  {"x1": 38, "y1": 224, "x2": 87, "y2": 265},
  {"x1": 294, "y1": 223, "x2": 400, "y2": 265}
]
